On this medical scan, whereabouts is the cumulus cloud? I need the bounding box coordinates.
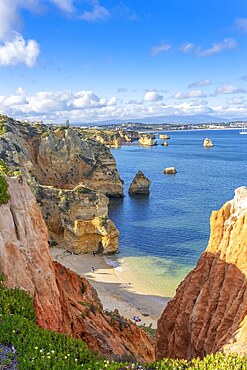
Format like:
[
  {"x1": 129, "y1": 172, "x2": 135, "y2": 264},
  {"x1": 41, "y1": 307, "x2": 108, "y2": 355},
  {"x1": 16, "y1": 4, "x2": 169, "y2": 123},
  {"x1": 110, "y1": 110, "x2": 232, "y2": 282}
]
[
  {"x1": 2, "y1": 87, "x2": 247, "y2": 123},
  {"x1": 173, "y1": 90, "x2": 207, "y2": 100},
  {"x1": 179, "y1": 38, "x2": 237, "y2": 57},
  {"x1": 235, "y1": 18, "x2": 247, "y2": 32},
  {"x1": 0, "y1": 33, "x2": 40, "y2": 67},
  {"x1": 144, "y1": 91, "x2": 163, "y2": 102},
  {"x1": 151, "y1": 42, "x2": 172, "y2": 56},
  {"x1": 215, "y1": 84, "x2": 247, "y2": 95},
  {"x1": 188, "y1": 80, "x2": 212, "y2": 89}
]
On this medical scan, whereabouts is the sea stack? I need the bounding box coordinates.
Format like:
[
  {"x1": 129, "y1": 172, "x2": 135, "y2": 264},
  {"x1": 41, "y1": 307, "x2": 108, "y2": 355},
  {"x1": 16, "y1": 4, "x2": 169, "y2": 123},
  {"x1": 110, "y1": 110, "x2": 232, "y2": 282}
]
[
  {"x1": 161, "y1": 141, "x2": 169, "y2": 147},
  {"x1": 128, "y1": 171, "x2": 151, "y2": 195},
  {"x1": 203, "y1": 138, "x2": 214, "y2": 147},
  {"x1": 160, "y1": 134, "x2": 170, "y2": 139},
  {"x1": 139, "y1": 134, "x2": 157, "y2": 146},
  {"x1": 156, "y1": 187, "x2": 247, "y2": 360},
  {"x1": 164, "y1": 167, "x2": 177, "y2": 174}
]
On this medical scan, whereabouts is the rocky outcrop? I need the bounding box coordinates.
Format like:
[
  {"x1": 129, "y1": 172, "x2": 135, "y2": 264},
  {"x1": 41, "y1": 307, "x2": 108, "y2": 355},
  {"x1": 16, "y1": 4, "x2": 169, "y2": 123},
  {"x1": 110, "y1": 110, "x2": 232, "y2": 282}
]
[
  {"x1": 139, "y1": 134, "x2": 157, "y2": 146},
  {"x1": 203, "y1": 138, "x2": 214, "y2": 147},
  {"x1": 0, "y1": 118, "x2": 123, "y2": 253},
  {"x1": 160, "y1": 134, "x2": 170, "y2": 139},
  {"x1": 157, "y1": 187, "x2": 247, "y2": 360},
  {"x1": 164, "y1": 167, "x2": 177, "y2": 174},
  {"x1": 0, "y1": 177, "x2": 155, "y2": 361},
  {"x1": 128, "y1": 171, "x2": 151, "y2": 195}
]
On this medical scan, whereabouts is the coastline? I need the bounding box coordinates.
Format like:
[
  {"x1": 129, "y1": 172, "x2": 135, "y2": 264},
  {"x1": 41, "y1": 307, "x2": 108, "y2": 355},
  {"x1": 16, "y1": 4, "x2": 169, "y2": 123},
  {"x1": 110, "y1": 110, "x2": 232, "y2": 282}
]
[{"x1": 51, "y1": 247, "x2": 169, "y2": 328}]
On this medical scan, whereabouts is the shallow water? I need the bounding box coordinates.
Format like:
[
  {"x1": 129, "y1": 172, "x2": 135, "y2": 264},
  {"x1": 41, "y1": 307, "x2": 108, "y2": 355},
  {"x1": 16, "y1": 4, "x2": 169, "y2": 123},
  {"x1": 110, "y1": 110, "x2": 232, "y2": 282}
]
[{"x1": 108, "y1": 129, "x2": 247, "y2": 297}]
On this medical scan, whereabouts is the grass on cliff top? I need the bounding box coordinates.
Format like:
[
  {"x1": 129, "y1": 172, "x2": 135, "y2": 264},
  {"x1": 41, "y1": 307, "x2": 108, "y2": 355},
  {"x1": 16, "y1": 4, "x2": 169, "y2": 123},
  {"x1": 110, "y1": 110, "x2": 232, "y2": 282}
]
[{"x1": 0, "y1": 276, "x2": 246, "y2": 370}]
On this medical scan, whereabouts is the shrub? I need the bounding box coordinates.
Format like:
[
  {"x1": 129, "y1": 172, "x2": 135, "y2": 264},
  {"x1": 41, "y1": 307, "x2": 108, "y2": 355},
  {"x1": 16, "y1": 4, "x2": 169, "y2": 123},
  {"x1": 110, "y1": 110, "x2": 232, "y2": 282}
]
[
  {"x1": 0, "y1": 174, "x2": 10, "y2": 206},
  {"x1": 0, "y1": 123, "x2": 6, "y2": 136},
  {"x1": 0, "y1": 159, "x2": 10, "y2": 175}
]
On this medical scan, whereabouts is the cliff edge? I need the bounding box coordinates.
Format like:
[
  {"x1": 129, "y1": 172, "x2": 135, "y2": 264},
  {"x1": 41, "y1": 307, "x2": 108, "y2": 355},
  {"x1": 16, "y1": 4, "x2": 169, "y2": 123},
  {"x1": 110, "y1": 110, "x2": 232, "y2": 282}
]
[
  {"x1": 157, "y1": 187, "x2": 247, "y2": 360},
  {"x1": 0, "y1": 177, "x2": 155, "y2": 361}
]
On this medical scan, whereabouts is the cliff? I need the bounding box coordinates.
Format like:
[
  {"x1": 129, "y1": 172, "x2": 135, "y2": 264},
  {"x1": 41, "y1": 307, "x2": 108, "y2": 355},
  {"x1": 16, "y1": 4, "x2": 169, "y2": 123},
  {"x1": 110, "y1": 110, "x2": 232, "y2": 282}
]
[
  {"x1": 156, "y1": 187, "x2": 247, "y2": 360},
  {"x1": 0, "y1": 177, "x2": 155, "y2": 361},
  {"x1": 139, "y1": 134, "x2": 157, "y2": 146},
  {"x1": 0, "y1": 118, "x2": 123, "y2": 253},
  {"x1": 128, "y1": 171, "x2": 151, "y2": 195}
]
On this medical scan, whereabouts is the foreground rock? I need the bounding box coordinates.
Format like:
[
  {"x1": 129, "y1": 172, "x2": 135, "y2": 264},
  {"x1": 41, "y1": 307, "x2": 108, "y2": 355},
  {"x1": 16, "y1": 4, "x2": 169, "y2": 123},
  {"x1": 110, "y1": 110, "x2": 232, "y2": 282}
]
[
  {"x1": 128, "y1": 171, "x2": 151, "y2": 195},
  {"x1": 0, "y1": 177, "x2": 155, "y2": 362},
  {"x1": 164, "y1": 167, "x2": 177, "y2": 174},
  {"x1": 157, "y1": 187, "x2": 247, "y2": 360},
  {"x1": 0, "y1": 117, "x2": 123, "y2": 253},
  {"x1": 203, "y1": 138, "x2": 214, "y2": 147}
]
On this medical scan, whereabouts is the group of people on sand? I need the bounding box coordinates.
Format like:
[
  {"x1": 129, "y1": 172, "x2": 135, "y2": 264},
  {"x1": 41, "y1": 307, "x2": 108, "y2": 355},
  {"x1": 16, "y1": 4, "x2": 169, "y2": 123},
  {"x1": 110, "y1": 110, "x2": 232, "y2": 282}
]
[{"x1": 131, "y1": 315, "x2": 141, "y2": 323}]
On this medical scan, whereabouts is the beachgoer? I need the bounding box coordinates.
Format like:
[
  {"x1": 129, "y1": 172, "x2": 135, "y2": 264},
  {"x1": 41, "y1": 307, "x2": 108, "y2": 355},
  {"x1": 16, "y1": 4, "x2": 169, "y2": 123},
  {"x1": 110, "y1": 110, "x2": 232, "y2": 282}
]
[{"x1": 91, "y1": 267, "x2": 95, "y2": 273}]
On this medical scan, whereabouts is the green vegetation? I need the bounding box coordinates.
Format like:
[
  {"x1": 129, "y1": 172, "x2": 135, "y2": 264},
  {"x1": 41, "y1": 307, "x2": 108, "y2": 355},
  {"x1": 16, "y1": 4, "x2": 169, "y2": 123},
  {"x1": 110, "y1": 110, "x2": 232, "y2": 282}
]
[
  {"x1": 0, "y1": 277, "x2": 246, "y2": 369},
  {"x1": 0, "y1": 160, "x2": 10, "y2": 206},
  {"x1": 99, "y1": 215, "x2": 108, "y2": 228},
  {"x1": 0, "y1": 123, "x2": 6, "y2": 136}
]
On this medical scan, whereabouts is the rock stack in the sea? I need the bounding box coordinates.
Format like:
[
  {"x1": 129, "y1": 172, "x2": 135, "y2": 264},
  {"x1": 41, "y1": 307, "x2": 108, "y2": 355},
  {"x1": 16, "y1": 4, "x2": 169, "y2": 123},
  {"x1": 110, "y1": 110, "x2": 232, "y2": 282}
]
[
  {"x1": 203, "y1": 138, "x2": 214, "y2": 147},
  {"x1": 160, "y1": 134, "x2": 170, "y2": 139},
  {"x1": 0, "y1": 116, "x2": 123, "y2": 253},
  {"x1": 161, "y1": 141, "x2": 169, "y2": 147},
  {"x1": 164, "y1": 167, "x2": 177, "y2": 174},
  {"x1": 128, "y1": 171, "x2": 151, "y2": 195},
  {"x1": 0, "y1": 176, "x2": 155, "y2": 362},
  {"x1": 156, "y1": 187, "x2": 247, "y2": 360},
  {"x1": 139, "y1": 134, "x2": 157, "y2": 146}
]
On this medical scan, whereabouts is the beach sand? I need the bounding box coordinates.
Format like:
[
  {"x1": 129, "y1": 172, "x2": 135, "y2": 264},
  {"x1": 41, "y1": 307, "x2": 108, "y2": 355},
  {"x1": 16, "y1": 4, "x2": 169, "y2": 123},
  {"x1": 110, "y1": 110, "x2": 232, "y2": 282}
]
[{"x1": 51, "y1": 248, "x2": 170, "y2": 328}]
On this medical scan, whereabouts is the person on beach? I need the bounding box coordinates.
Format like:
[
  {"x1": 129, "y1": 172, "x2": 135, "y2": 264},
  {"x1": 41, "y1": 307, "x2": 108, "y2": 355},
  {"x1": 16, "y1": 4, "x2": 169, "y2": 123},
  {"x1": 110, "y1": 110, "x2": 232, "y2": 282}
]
[
  {"x1": 92, "y1": 252, "x2": 96, "y2": 257},
  {"x1": 91, "y1": 267, "x2": 95, "y2": 273}
]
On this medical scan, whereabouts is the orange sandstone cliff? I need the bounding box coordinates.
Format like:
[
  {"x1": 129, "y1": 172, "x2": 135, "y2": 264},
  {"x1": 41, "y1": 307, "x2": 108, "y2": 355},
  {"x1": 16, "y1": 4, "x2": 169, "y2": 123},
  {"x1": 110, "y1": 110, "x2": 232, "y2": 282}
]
[
  {"x1": 156, "y1": 187, "x2": 247, "y2": 360},
  {"x1": 0, "y1": 177, "x2": 155, "y2": 362}
]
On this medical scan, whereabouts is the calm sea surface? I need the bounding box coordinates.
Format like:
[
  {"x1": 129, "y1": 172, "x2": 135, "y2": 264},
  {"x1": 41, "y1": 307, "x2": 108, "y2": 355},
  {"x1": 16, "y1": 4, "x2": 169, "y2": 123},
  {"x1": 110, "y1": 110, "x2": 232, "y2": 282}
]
[{"x1": 107, "y1": 129, "x2": 247, "y2": 298}]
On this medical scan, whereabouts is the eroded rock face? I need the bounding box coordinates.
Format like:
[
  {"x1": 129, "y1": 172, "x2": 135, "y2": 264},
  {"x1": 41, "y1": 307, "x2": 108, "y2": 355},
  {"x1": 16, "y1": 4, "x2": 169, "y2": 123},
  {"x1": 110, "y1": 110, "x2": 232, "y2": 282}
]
[
  {"x1": 203, "y1": 138, "x2": 214, "y2": 147},
  {"x1": 0, "y1": 177, "x2": 155, "y2": 362},
  {"x1": 163, "y1": 167, "x2": 177, "y2": 174},
  {"x1": 128, "y1": 171, "x2": 151, "y2": 195},
  {"x1": 156, "y1": 187, "x2": 247, "y2": 360},
  {"x1": 0, "y1": 118, "x2": 123, "y2": 253},
  {"x1": 139, "y1": 134, "x2": 157, "y2": 146}
]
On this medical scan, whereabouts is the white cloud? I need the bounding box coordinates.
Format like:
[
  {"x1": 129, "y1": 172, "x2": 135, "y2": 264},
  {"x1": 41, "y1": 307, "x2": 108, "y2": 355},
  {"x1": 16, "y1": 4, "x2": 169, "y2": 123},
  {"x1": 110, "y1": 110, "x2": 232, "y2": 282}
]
[
  {"x1": 50, "y1": 0, "x2": 75, "y2": 13},
  {"x1": 144, "y1": 91, "x2": 163, "y2": 102},
  {"x1": 215, "y1": 84, "x2": 247, "y2": 95},
  {"x1": 0, "y1": 33, "x2": 40, "y2": 67},
  {"x1": 196, "y1": 38, "x2": 237, "y2": 57},
  {"x1": 179, "y1": 38, "x2": 237, "y2": 57},
  {"x1": 240, "y1": 75, "x2": 247, "y2": 81},
  {"x1": 151, "y1": 42, "x2": 172, "y2": 56},
  {"x1": 80, "y1": 1, "x2": 109, "y2": 21},
  {"x1": 173, "y1": 90, "x2": 207, "y2": 100},
  {"x1": 179, "y1": 43, "x2": 194, "y2": 53},
  {"x1": 188, "y1": 80, "x2": 212, "y2": 88},
  {"x1": 2, "y1": 87, "x2": 247, "y2": 123},
  {"x1": 235, "y1": 18, "x2": 247, "y2": 32}
]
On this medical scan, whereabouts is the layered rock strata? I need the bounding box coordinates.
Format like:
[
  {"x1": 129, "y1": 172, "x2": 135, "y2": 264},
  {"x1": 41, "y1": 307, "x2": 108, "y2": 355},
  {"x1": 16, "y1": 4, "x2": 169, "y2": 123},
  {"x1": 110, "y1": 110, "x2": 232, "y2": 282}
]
[
  {"x1": 0, "y1": 118, "x2": 123, "y2": 252},
  {"x1": 0, "y1": 177, "x2": 155, "y2": 361},
  {"x1": 128, "y1": 171, "x2": 151, "y2": 195},
  {"x1": 139, "y1": 134, "x2": 157, "y2": 146},
  {"x1": 157, "y1": 187, "x2": 247, "y2": 360}
]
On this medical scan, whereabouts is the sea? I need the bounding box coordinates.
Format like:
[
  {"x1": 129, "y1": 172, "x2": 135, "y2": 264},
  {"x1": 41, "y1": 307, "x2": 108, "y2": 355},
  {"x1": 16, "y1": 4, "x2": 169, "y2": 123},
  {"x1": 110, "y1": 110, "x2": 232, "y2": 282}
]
[{"x1": 107, "y1": 129, "x2": 247, "y2": 298}]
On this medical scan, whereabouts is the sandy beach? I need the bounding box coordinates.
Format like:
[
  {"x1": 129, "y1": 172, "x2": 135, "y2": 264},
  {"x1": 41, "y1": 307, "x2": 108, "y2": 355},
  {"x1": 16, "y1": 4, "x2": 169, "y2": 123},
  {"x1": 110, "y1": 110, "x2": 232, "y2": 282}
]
[{"x1": 51, "y1": 248, "x2": 170, "y2": 328}]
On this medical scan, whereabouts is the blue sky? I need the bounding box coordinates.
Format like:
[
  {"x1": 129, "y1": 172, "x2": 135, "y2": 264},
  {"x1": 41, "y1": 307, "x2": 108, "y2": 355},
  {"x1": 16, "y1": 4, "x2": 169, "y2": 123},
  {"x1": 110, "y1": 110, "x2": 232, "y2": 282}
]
[{"x1": 0, "y1": 0, "x2": 247, "y2": 123}]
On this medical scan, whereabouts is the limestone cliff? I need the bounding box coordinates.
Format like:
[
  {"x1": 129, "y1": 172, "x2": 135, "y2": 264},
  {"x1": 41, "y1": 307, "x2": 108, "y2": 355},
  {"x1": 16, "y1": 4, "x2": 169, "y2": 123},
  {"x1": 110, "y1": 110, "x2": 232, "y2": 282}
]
[
  {"x1": 0, "y1": 117, "x2": 123, "y2": 253},
  {"x1": 0, "y1": 177, "x2": 155, "y2": 361},
  {"x1": 139, "y1": 134, "x2": 157, "y2": 146},
  {"x1": 156, "y1": 187, "x2": 247, "y2": 360}
]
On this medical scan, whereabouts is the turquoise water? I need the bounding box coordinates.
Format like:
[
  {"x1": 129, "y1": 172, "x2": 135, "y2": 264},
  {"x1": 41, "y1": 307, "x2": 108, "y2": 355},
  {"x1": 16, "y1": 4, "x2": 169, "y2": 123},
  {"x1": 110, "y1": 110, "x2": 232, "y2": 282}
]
[{"x1": 108, "y1": 129, "x2": 247, "y2": 297}]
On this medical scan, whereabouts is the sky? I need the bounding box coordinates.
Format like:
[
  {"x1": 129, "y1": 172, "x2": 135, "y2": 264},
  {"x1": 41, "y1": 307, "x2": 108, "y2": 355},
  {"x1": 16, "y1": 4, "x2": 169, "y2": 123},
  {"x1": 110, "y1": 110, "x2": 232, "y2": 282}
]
[{"x1": 0, "y1": 0, "x2": 247, "y2": 124}]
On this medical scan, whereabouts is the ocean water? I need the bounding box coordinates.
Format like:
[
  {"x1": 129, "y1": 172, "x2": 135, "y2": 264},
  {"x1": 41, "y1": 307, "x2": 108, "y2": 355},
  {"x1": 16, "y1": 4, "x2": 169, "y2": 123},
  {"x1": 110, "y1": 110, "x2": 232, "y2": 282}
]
[{"x1": 108, "y1": 129, "x2": 247, "y2": 298}]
